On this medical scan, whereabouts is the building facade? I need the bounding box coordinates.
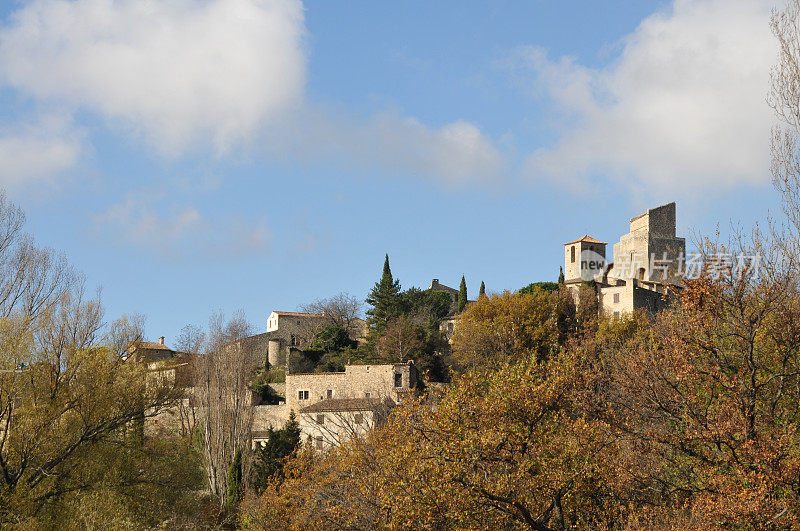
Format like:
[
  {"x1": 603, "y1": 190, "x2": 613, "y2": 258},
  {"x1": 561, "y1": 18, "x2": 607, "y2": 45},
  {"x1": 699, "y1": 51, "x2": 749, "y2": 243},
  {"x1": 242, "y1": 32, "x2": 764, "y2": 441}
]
[
  {"x1": 563, "y1": 202, "x2": 685, "y2": 316},
  {"x1": 253, "y1": 362, "x2": 418, "y2": 449}
]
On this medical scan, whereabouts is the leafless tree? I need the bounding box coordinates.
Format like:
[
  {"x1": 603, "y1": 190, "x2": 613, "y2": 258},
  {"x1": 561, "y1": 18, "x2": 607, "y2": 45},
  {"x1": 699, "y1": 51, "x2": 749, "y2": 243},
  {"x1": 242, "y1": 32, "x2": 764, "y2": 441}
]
[
  {"x1": 299, "y1": 292, "x2": 364, "y2": 340},
  {"x1": 106, "y1": 313, "x2": 146, "y2": 360},
  {"x1": 175, "y1": 323, "x2": 206, "y2": 355},
  {"x1": 193, "y1": 310, "x2": 255, "y2": 504},
  {"x1": 770, "y1": 0, "x2": 800, "y2": 271}
]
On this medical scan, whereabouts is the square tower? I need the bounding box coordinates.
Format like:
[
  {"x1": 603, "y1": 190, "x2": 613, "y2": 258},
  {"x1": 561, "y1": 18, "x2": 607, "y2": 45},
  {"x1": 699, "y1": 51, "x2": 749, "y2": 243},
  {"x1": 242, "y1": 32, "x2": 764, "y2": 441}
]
[
  {"x1": 564, "y1": 235, "x2": 607, "y2": 282},
  {"x1": 611, "y1": 202, "x2": 685, "y2": 282}
]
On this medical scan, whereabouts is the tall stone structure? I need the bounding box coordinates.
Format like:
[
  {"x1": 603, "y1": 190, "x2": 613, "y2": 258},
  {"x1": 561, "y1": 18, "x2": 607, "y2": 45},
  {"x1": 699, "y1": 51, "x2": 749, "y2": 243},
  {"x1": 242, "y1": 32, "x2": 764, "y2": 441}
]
[{"x1": 611, "y1": 202, "x2": 685, "y2": 282}]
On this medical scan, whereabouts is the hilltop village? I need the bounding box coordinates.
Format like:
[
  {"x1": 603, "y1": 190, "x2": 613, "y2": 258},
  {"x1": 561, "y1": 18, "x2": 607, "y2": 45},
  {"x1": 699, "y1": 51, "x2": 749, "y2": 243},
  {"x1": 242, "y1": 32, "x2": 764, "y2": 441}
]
[{"x1": 132, "y1": 202, "x2": 687, "y2": 449}]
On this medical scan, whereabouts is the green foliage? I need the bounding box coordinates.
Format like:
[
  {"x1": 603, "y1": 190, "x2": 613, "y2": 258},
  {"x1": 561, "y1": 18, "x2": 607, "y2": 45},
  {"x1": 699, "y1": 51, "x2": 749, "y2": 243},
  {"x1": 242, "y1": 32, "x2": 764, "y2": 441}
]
[
  {"x1": 519, "y1": 281, "x2": 560, "y2": 294},
  {"x1": 311, "y1": 325, "x2": 355, "y2": 352},
  {"x1": 315, "y1": 351, "x2": 348, "y2": 372},
  {"x1": 250, "y1": 367, "x2": 286, "y2": 404},
  {"x1": 365, "y1": 254, "x2": 402, "y2": 333},
  {"x1": 251, "y1": 412, "x2": 302, "y2": 494},
  {"x1": 479, "y1": 281, "x2": 486, "y2": 299},
  {"x1": 226, "y1": 448, "x2": 243, "y2": 509},
  {"x1": 399, "y1": 288, "x2": 452, "y2": 325},
  {"x1": 287, "y1": 349, "x2": 321, "y2": 374},
  {"x1": 457, "y1": 275, "x2": 467, "y2": 313},
  {"x1": 558, "y1": 266, "x2": 565, "y2": 285}
]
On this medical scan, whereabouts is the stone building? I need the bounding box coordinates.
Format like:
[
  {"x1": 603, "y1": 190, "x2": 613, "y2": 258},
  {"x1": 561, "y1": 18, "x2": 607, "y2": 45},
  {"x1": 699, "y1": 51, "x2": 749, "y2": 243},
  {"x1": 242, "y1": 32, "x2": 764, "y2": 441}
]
[
  {"x1": 563, "y1": 202, "x2": 685, "y2": 316},
  {"x1": 265, "y1": 310, "x2": 367, "y2": 367},
  {"x1": 610, "y1": 202, "x2": 686, "y2": 282},
  {"x1": 298, "y1": 398, "x2": 393, "y2": 450},
  {"x1": 253, "y1": 361, "x2": 418, "y2": 449},
  {"x1": 124, "y1": 337, "x2": 175, "y2": 363},
  {"x1": 219, "y1": 311, "x2": 367, "y2": 372}
]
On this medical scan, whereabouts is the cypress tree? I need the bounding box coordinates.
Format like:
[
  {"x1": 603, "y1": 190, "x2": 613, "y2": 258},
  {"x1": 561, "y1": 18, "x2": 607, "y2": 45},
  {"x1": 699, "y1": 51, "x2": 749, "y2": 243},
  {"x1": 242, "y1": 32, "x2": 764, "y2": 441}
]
[
  {"x1": 366, "y1": 254, "x2": 401, "y2": 332},
  {"x1": 458, "y1": 275, "x2": 467, "y2": 313},
  {"x1": 558, "y1": 266, "x2": 565, "y2": 285},
  {"x1": 226, "y1": 448, "x2": 243, "y2": 509},
  {"x1": 479, "y1": 281, "x2": 486, "y2": 299}
]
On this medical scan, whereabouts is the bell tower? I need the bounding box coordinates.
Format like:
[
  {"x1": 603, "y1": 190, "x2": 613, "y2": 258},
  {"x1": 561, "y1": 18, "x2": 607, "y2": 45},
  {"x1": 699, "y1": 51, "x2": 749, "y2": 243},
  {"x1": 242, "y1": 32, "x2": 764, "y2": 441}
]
[{"x1": 564, "y1": 235, "x2": 607, "y2": 282}]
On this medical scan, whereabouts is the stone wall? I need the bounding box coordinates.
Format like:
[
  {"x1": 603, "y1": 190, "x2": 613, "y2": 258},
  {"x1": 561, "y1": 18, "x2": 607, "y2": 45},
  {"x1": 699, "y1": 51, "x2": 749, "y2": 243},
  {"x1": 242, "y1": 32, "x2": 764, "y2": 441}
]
[{"x1": 285, "y1": 362, "x2": 416, "y2": 414}]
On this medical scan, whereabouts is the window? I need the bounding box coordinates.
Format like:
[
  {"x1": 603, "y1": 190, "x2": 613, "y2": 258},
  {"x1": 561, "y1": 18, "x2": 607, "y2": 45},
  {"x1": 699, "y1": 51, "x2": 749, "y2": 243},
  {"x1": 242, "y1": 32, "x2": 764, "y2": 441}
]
[
  {"x1": 613, "y1": 293, "x2": 620, "y2": 304},
  {"x1": 327, "y1": 389, "x2": 333, "y2": 399},
  {"x1": 316, "y1": 414, "x2": 325, "y2": 425},
  {"x1": 364, "y1": 392, "x2": 371, "y2": 398},
  {"x1": 394, "y1": 373, "x2": 403, "y2": 388},
  {"x1": 571, "y1": 245, "x2": 576, "y2": 263},
  {"x1": 298, "y1": 390, "x2": 309, "y2": 400},
  {"x1": 315, "y1": 436, "x2": 323, "y2": 450},
  {"x1": 354, "y1": 413, "x2": 364, "y2": 424}
]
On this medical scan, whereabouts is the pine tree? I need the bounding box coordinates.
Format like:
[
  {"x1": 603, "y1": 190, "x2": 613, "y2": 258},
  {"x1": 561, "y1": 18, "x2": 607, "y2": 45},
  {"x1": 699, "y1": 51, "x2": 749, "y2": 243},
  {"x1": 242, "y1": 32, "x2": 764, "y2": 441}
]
[
  {"x1": 366, "y1": 254, "x2": 402, "y2": 333},
  {"x1": 479, "y1": 281, "x2": 486, "y2": 299},
  {"x1": 558, "y1": 266, "x2": 565, "y2": 285},
  {"x1": 458, "y1": 275, "x2": 468, "y2": 313}
]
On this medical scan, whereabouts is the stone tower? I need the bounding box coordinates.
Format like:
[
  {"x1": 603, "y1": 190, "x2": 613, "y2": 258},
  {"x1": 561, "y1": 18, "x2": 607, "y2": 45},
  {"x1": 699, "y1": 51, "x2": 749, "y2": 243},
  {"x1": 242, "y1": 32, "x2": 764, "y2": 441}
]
[
  {"x1": 563, "y1": 235, "x2": 607, "y2": 281},
  {"x1": 611, "y1": 202, "x2": 685, "y2": 282}
]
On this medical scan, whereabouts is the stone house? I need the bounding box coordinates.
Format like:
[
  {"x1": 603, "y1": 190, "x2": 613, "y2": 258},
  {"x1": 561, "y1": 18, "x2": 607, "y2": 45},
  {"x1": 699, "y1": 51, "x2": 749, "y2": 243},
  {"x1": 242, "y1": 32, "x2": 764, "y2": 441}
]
[
  {"x1": 253, "y1": 361, "x2": 418, "y2": 449},
  {"x1": 124, "y1": 337, "x2": 175, "y2": 363},
  {"x1": 298, "y1": 398, "x2": 393, "y2": 450}
]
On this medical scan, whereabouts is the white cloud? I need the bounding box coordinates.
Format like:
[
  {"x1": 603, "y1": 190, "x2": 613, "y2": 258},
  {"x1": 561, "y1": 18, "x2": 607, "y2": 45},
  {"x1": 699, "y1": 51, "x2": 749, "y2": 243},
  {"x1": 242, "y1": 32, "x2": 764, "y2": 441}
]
[
  {"x1": 0, "y1": 0, "x2": 306, "y2": 154},
  {"x1": 0, "y1": 0, "x2": 503, "y2": 188},
  {"x1": 268, "y1": 108, "x2": 505, "y2": 184},
  {"x1": 94, "y1": 191, "x2": 270, "y2": 260},
  {"x1": 520, "y1": 0, "x2": 777, "y2": 192},
  {"x1": 0, "y1": 114, "x2": 83, "y2": 187}
]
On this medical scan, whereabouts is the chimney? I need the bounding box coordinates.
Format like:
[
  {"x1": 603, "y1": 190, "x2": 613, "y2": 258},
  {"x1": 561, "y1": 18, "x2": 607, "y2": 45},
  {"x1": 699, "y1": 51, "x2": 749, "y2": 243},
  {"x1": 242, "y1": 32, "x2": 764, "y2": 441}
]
[{"x1": 158, "y1": 336, "x2": 165, "y2": 345}]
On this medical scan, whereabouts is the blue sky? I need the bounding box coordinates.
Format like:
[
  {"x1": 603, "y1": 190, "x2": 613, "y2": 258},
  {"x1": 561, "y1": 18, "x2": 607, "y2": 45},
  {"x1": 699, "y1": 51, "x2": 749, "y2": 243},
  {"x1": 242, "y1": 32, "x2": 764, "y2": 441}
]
[{"x1": 0, "y1": 0, "x2": 783, "y2": 343}]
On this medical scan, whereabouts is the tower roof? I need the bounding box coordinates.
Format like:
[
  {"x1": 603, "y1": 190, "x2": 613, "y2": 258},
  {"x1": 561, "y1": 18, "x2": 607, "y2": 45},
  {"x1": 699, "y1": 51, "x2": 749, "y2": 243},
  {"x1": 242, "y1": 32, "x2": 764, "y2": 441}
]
[{"x1": 563, "y1": 235, "x2": 607, "y2": 245}]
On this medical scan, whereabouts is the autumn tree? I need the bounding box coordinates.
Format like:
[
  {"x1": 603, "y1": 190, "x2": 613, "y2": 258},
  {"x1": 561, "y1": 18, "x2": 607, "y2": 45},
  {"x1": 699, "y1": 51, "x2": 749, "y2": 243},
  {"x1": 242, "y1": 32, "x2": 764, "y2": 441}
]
[
  {"x1": 450, "y1": 289, "x2": 562, "y2": 370},
  {"x1": 241, "y1": 352, "x2": 616, "y2": 530},
  {"x1": 575, "y1": 281, "x2": 599, "y2": 330},
  {"x1": 0, "y1": 192, "x2": 205, "y2": 527}
]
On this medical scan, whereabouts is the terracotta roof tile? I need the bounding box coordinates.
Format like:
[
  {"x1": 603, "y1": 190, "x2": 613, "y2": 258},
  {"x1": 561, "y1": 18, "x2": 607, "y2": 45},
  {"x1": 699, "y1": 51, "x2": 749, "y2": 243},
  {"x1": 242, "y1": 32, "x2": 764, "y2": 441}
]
[{"x1": 563, "y1": 235, "x2": 607, "y2": 245}]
